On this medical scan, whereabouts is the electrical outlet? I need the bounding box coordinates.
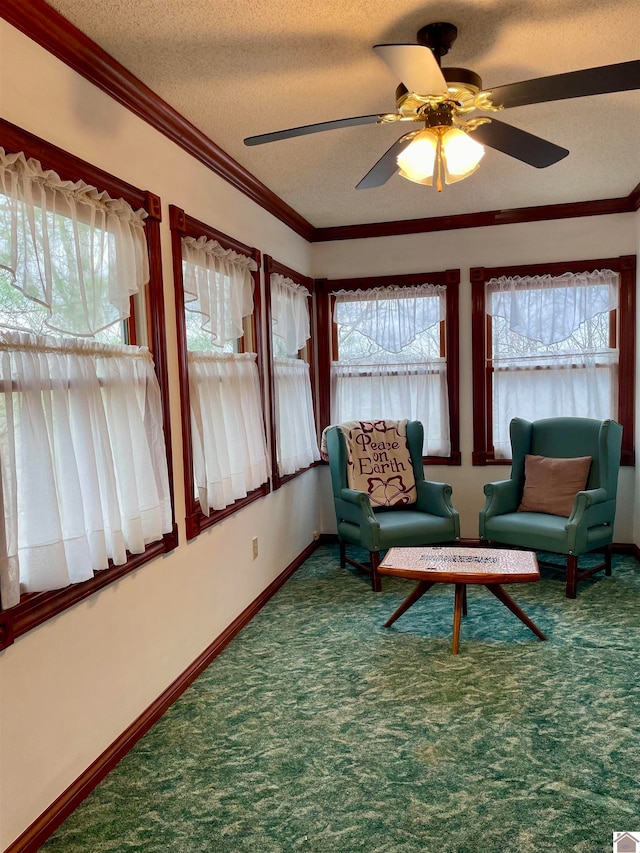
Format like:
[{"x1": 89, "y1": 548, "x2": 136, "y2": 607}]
[
  {"x1": 252, "y1": 536, "x2": 258, "y2": 560},
  {"x1": 312, "y1": 530, "x2": 320, "y2": 541}
]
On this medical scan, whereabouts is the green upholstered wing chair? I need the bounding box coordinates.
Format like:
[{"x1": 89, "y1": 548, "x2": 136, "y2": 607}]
[
  {"x1": 326, "y1": 421, "x2": 460, "y2": 592},
  {"x1": 479, "y1": 417, "x2": 623, "y2": 598}
]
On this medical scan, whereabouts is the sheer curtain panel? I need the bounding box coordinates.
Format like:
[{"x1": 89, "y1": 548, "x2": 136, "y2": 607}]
[
  {"x1": 0, "y1": 147, "x2": 149, "y2": 337},
  {"x1": 331, "y1": 284, "x2": 450, "y2": 456},
  {"x1": 189, "y1": 352, "x2": 270, "y2": 512},
  {"x1": 182, "y1": 236, "x2": 255, "y2": 345},
  {"x1": 274, "y1": 358, "x2": 320, "y2": 475},
  {"x1": 0, "y1": 147, "x2": 172, "y2": 610},
  {"x1": 271, "y1": 274, "x2": 320, "y2": 476},
  {"x1": 182, "y1": 236, "x2": 269, "y2": 514},
  {"x1": 0, "y1": 332, "x2": 172, "y2": 607},
  {"x1": 486, "y1": 270, "x2": 620, "y2": 457},
  {"x1": 271, "y1": 273, "x2": 311, "y2": 355}
]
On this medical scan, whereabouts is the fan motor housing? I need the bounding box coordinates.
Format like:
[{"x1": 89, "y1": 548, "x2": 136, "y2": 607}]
[{"x1": 443, "y1": 67, "x2": 482, "y2": 93}]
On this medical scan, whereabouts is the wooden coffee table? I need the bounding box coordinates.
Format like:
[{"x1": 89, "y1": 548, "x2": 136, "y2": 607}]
[{"x1": 378, "y1": 546, "x2": 547, "y2": 654}]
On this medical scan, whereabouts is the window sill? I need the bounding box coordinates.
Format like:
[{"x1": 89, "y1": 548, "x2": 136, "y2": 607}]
[
  {"x1": 0, "y1": 526, "x2": 178, "y2": 650},
  {"x1": 185, "y1": 484, "x2": 270, "y2": 540},
  {"x1": 273, "y1": 460, "x2": 321, "y2": 490},
  {"x1": 423, "y1": 452, "x2": 461, "y2": 466}
]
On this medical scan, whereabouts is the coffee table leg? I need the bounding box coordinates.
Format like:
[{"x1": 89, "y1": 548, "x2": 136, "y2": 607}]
[
  {"x1": 452, "y1": 583, "x2": 466, "y2": 655},
  {"x1": 486, "y1": 585, "x2": 547, "y2": 641},
  {"x1": 384, "y1": 581, "x2": 434, "y2": 628}
]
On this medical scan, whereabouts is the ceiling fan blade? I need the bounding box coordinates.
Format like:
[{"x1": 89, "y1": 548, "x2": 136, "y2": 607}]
[
  {"x1": 356, "y1": 133, "x2": 415, "y2": 189},
  {"x1": 373, "y1": 44, "x2": 448, "y2": 96},
  {"x1": 488, "y1": 60, "x2": 640, "y2": 110},
  {"x1": 244, "y1": 114, "x2": 383, "y2": 146},
  {"x1": 471, "y1": 119, "x2": 569, "y2": 168}
]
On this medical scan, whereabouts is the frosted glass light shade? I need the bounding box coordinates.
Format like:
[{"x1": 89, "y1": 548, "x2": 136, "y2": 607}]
[
  {"x1": 442, "y1": 127, "x2": 484, "y2": 181},
  {"x1": 397, "y1": 132, "x2": 438, "y2": 184},
  {"x1": 397, "y1": 127, "x2": 485, "y2": 187}
]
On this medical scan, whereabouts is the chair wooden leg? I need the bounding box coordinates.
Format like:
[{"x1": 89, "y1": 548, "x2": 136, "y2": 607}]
[
  {"x1": 370, "y1": 551, "x2": 382, "y2": 592},
  {"x1": 604, "y1": 545, "x2": 612, "y2": 577},
  {"x1": 566, "y1": 554, "x2": 579, "y2": 599},
  {"x1": 339, "y1": 540, "x2": 346, "y2": 568}
]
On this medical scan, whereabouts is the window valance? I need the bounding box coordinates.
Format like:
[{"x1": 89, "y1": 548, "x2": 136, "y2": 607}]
[
  {"x1": 0, "y1": 148, "x2": 149, "y2": 337},
  {"x1": 486, "y1": 270, "x2": 618, "y2": 345},
  {"x1": 182, "y1": 236, "x2": 256, "y2": 345},
  {"x1": 271, "y1": 273, "x2": 310, "y2": 355},
  {"x1": 333, "y1": 284, "x2": 445, "y2": 354}
]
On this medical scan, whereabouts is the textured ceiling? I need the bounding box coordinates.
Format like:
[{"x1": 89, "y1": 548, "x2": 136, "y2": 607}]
[{"x1": 46, "y1": 0, "x2": 640, "y2": 229}]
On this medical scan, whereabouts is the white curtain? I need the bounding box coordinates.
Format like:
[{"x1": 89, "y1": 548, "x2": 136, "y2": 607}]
[
  {"x1": 0, "y1": 331, "x2": 172, "y2": 607},
  {"x1": 270, "y1": 273, "x2": 319, "y2": 476},
  {"x1": 0, "y1": 148, "x2": 148, "y2": 337},
  {"x1": 188, "y1": 352, "x2": 270, "y2": 512},
  {"x1": 331, "y1": 284, "x2": 450, "y2": 456},
  {"x1": 331, "y1": 362, "x2": 451, "y2": 456},
  {"x1": 274, "y1": 358, "x2": 320, "y2": 476},
  {"x1": 271, "y1": 274, "x2": 310, "y2": 355},
  {"x1": 487, "y1": 270, "x2": 619, "y2": 457},
  {"x1": 182, "y1": 237, "x2": 269, "y2": 512},
  {"x1": 488, "y1": 270, "x2": 618, "y2": 345},
  {"x1": 334, "y1": 284, "x2": 444, "y2": 353},
  {"x1": 182, "y1": 236, "x2": 255, "y2": 345}
]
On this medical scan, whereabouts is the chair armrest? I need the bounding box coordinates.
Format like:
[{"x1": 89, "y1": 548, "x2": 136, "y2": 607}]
[
  {"x1": 567, "y1": 488, "x2": 610, "y2": 526},
  {"x1": 566, "y1": 487, "x2": 616, "y2": 553},
  {"x1": 337, "y1": 488, "x2": 377, "y2": 523},
  {"x1": 480, "y1": 479, "x2": 520, "y2": 521},
  {"x1": 415, "y1": 480, "x2": 457, "y2": 518}
]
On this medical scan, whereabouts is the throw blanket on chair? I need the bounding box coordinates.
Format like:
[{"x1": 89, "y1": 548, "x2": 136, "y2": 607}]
[{"x1": 342, "y1": 420, "x2": 417, "y2": 507}]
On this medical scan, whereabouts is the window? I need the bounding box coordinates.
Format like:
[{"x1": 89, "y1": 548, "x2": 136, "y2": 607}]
[
  {"x1": 471, "y1": 256, "x2": 636, "y2": 465},
  {"x1": 316, "y1": 270, "x2": 460, "y2": 464},
  {"x1": 169, "y1": 205, "x2": 270, "y2": 539},
  {"x1": 0, "y1": 121, "x2": 176, "y2": 648},
  {"x1": 264, "y1": 256, "x2": 320, "y2": 487}
]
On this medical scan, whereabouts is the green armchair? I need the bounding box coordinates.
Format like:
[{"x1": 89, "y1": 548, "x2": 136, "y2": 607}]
[
  {"x1": 326, "y1": 421, "x2": 460, "y2": 591},
  {"x1": 479, "y1": 417, "x2": 623, "y2": 598}
]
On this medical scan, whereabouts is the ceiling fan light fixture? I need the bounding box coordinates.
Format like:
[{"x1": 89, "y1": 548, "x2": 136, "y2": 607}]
[
  {"x1": 397, "y1": 130, "x2": 438, "y2": 183},
  {"x1": 397, "y1": 127, "x2": 484, "y2": 190},
  {"x1": 442, "y1": 127, "x2": 485, "y2": 180}
]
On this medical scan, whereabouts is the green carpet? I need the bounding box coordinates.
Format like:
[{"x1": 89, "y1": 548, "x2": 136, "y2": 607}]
[{"x1": 42, "y1": 546, "x2": 640, "y2": 853}]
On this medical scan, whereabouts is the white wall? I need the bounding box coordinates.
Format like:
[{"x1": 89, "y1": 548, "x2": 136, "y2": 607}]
[
  {"x1": 311, "y1": 215, "x2": 638, "y2": 542},
  {"x1": 0, "y1": 21, "x2": 322, "y2": 851}
]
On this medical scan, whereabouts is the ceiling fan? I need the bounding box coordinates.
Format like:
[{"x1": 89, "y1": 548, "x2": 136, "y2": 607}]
[{"x1": 244, "y1": 22, "x2": 640, "y2": 191}]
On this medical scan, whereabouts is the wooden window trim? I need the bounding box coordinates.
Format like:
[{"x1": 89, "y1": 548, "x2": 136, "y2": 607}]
[
  {"x1": 0, "y1": 120, "x2": 178, "y2": 650},
  {"x1": 169, "y1": 205, "x2": 270, "y2": 540},
  {"x1": 264, "y1": 256, "x2": 319, "y2": 490},
  {"x1": 315, "y1": 269, "x2": 461, "y2": 466},
  {"x1": 470, "y1": 255, "x2": 636, "y2": 466}
]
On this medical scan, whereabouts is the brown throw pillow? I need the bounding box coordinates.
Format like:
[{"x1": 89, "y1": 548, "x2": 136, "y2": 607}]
[{"x1": 518, "y1": 454, "x2": 592, "y2": 517}]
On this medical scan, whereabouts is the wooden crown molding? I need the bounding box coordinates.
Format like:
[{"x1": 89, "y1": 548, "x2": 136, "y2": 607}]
[
  {"x1": 310, "y1": 193, "x2": 639, "y2": 242},
  {"x1": 2, "y1": 0, "x2": 314, "y2": 241},
  {"x1": 3, "y1": 1, "x2": 638, "y2": 245}
]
